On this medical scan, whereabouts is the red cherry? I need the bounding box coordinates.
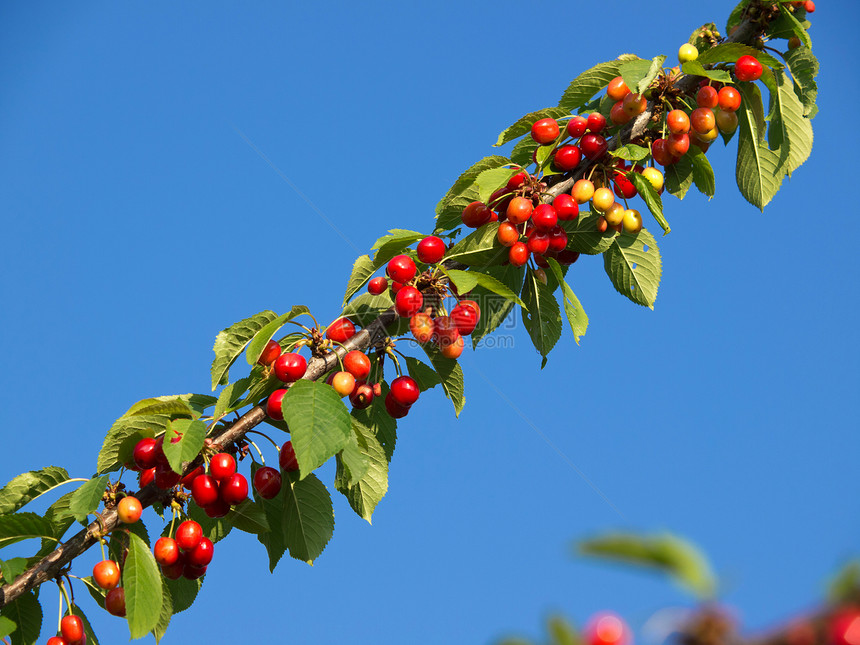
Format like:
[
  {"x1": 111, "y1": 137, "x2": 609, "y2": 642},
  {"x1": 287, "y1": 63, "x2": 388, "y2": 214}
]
[
  {"x1": 804, "y1": 0, "x2": 814, "y2": 12},
  {"x1": 548, "y1": 226, "x2": 568, "y2": 253},
  {"x1": 458, "y1": 299, "x2": 481, "y2": 319},
  {"x1": 175, "y1": 520, "x2": 203, "y2": 552},
  {"x1": 532, "y1": 204, "x2": 558, "y2": 232},
  {"x1": 416, "y1": 236, "x2": 446, "y2": 263},
  {"x1": 209, "y1": 453, "x2": 236, "y2": 481},
  {"x1": 182, "y1": 563, "x2": 207, "y2": 580},
  {"x1": 666, "y1": 109, "x2": 690, "y2": 134},
  {"x1": 610, "y1": 101, "x2": 631, "y2": 126},
  {"x1": 204, "y1": 497, "x2": 230, "y2": 518},
  {"x1": 384, "y1": 392, "x2": 410, "y2": 418},
  {"x1": 386, "y1": 254, "x2": 417, "y2": 283},
  {"x1": 409, "y1": 312, "x2": 435, "y2": 343},
  {"x1": 586, "y1": 612, "x2": 631, "y2": 645},
  {"x1": 273, "y1": 352, "x2": 307, "y2": 383},
  {"x1": 734, "y1": 54, "x2": 763, "y2": 82},
  {"x1": 566, "y1": 115, "x2": 588, "y2": 138},
  {"x1": 389, "y1": 375, "x2": 420, "y2": 407},
  {"x1": 696, "y1": 85, "x2": 719, "y2": 108},
  {"x1": 138, "y1": 467, "x2": 155, "y2": 488},
  {"x1": 179, "y1": 465, "x2": 204, "y2": 490},
  {"x1": 395, "y1": 286, "x2": 424, "y2": 317},
  {"x1": 266, "y1": 388, "x2": 287, "y2": 421},
  {"x1": 132, "y1": 437, "x2": 158, "y2": 471},
  {"x1": 451, "y1": 304, "x2": 479, "y2": 336},
  {"x1": 92, "y1": 559, "x2": 120, "y2": 590},
  {"x1": 160, "y1": 555, "x2": 185, "y2": 580},
  {"x1": 622, "y1": 92, "x2": 647, "y2": 116},
  {"x1": 153, "y1": 463, "x2": 178, "y2": 490},
  {"x1": 61, "y1": 616, "x2": 84, "y2": 643},
  {"x1": 191, "y1": 473, "x2": 220, "y2": 507},
  {"x1": 326, "y1": 318, "x2": 356, "y2": 343},
  {"x1": 257, "y1": 339, "x2": 282, "y2": 366},
  {"x1": 253, "y1": 466, "x2": 282, "y2": 499},
  {"x1": 153, "y1": 537, "x2": 180, "y2": 567},
  {"x1": 47, "y1": 637, "x2": 69, "y2": 645},
  {"x1": 553, "y1": 145, "x2": 582, "y2": 171},
  {"x1": 497, "y1": 221, "x2": 519, "y2": 247},
  {"x1": 717, "y1": 86, "x2": 742, "y2": 112},
  {"x1": 279, "y1": 441, "x2": 299, "y2": 472},
  {"x1": 526, "y1": 229, "x2": 550, "y2": 255},
  {"x1": 586, "y1": 112, "x2": 606, "y2": 133},
  {"x1": 509, "y1": 242, "x2": 529, "y2": 267},
  {"x1": 349, "y1": 382, "x2": 375, "y2": 409},
  {"x1": 557, "y1": 249, "x2": 581, "y2": 265},
  {"x1": 219, "y1": 473, "x2": 248, "y2": 505},
  {"x1": 117, "y1": 496, "x2": 142, "y2": 524},
  {"x1": 461, "y1": 201, "x2": 493, "y2": 228},
  {"x1": 652, "y1": 138, "x2": 679, "y2": 166},
  {"x1": 530, "y1": 117, "x2": 560, "y2": 144},
  {"x1": 343, "y1": 350, "x2": 371, "y2": 380},
  {"x1": 612, "y1": 172, "x2": 638, "y2": 199},
  {"x1": 829, "y1": 609, "x2": 860, "y2": 645},
  {"x1": 507, "y1": 172, "x2": 528, "y2": 189},
  {"x1": 185, "y1": 537, "x2": 214, "y2": 567},
  {"x1": 553, "y1": 194, "x2": 579, "y2": 221},
  {"x1": 105, "y1": 587, "x2": 126, "y2": 617},
  {"x1": 580, "y1": 133, "x2": 608, "y2": 160},
  {"x1": 367, "y1": 276, "x2": 388, "y2": 295},
  {"x1": 506, "y1": 197, "x2": 534, "y2": 225},
  {"x1": 667, "y1": 133, "x2": 690, "y2": 156}
]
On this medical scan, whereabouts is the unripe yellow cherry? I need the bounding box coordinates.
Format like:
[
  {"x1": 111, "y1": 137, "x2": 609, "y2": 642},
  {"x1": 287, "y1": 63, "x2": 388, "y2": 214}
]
[
  {"x1": 678, "y1": 43, "x2": 699, "y2": 63},
  {"x1": 604, "y1": 202, "x2": 625, "y2": 227},
  {"x1": 572, "y1": 179, "x2": 595, "y2": 204},
  {"x1": 622, "y1": 209, "x2": 643, "y2": 233},
  {"x1": 592, "y1": 187, "x2": 615, "y2": 213},
  {"x1": 641, "y1": 167, "x2": 664, "y2": 192}
]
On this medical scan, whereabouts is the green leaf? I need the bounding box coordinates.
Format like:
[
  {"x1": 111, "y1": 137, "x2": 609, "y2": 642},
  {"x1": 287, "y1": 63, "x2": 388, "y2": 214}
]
[
  {"x1": 38, "y1": 491, "x2": 76, "y2": 556},
  {"x1": 444, "y1": 269, "x2": 527, "y2": 309},
  {"x1": 0, "y1": 616, "x2": 15, "y2": 639},
  {"x1": 618, "y1": 58, "x2": 650, "y2": 96},
  {"x1": 0, "y1": 467, "x2": 71, "y2": 515},
  {"x1": 0, "y1": 512, "x2": 58, "y2": 548},
  {"x1": 229, "y1": 499, "x2": 270, "y2": 535},
  {"x1": 281, "y1": 380, "x2": 351, "y2": 479},
  {"x1": 254, "y1": 478, "x2": 287, "y2": 571},
  {"x1": 828, "y1": 560, "x2": 860, "y2": 603},
  {"x1": 371, "y1": 228, "x2": 424, "y2": 251},
  {"x1": 338, "y1": 430, "x2": 370, "y2": 487},
  {"x1": 547, "y1": 615, "x2": 583, "y2": 645},
  {"x1": 494, "y1": 107, "x2": 569, "y2": 147},
  {"x1": 65, "y1": 604, "x2": 100, "y2": 645},
  {"x1": 97, "y1": 415, "x2": 169, "y2": 474},
  {"x1": 784, "y1": 47, "x2": 818, "y2": 118},
  {"x1": 609, "y1": 144, "x2": 650, "y2": 162},
  {"x1": 0, "y1": 558, "x2": 28, "y2": 585},
  {"x1": 761, "y1": 68, "x2": 814, "y2": 178},
  {"x1": 341, "y1": 292, "x2": 395, "y2": 327},
  {"x1": 777, "y1": 3, "x2": 812, "y2": 48},
  {"x1": 436, "y1": 157, "x2": 511, "y2": 230},
  {"x1": 696, "y1": 42, "x2": 781, "y2": 68},
  {"x1": 164, "y1": 576, "x2": 202, "y2": 614},
  {"x1": 245, "y1": 305, "x2": 311, "y2": 365},
  {"x1": 510, "y1": 137, "x2": 540, "y2": 167},
  {"x1": 418, "y1": 344, "x2": 466, "y2": 416},
  {"x1": 68, "y1": 475, "x2": 109, "y2": 524},
  {"x1": 627, "y1": 171, "x2": 670, "y2": 234},
  {"x1": 444, "y1": 223, "x2": 507, "y2": 268},
  {"x1": 546, "y1": 259, "x2": 588, "y2": 346},
  {"x1": 475, "y1": 167, "x2": 517, "y2": 204},
  {"x1": 559, "y1": 212, "x2": 617, "y2": 255},
  {"x1": 151, "y1": 578, "x2": 173, "y2": 643},
  {"x1": 470, "y1": 264, "x2": 526, "y2": 348},
  {"x1": 161, "y1": 419, "x2": 207, "y2": 475},
  {"x1": 351, "y1": 395, "x2": 397, "y2": 462},
  {"x1": 121, "y1": 395, "x2": 197, "y2": 419},
  {"x1": 726, "y1": 0, "x2": 752, "y2": 32},
  {"x1": 281, "y1": 472, "x2": 334, "y2": 564},
  {"x1": 680, "y1": 61, "x2": 732, "y2": 83},
  {"x1": 557, "y1": 60, "x2": 624, "y2": 111},
  {"x1": 403, "y1": 356, "x2": 441, "y2": 392},
  {"x1": 2, "y1": 591, "x2": 41, "y2": 645},
  {"x1": 578, "y1": 532, "x2": 717, "y2": 599},
  {"x1": 736, "y1": 82, "x2": 785, "y2": 210},
  {"x1": 520, "y1": 271, "x2": 562, "y2": 363},
  {"x1": 335, "y1": 418, "x2": 389, "y2": 523},
  {"x1": 210, "y1": 310, "x2": 279, "y2": 389},
  {"x1": 688, "y1": 147, "x2": 716, "y2": 198},
  {"x1": 81, "y1": 576, "x2": 107, "y2": 610},
  {"x1": 342, "y1": 254, "x2": 376, "y2": 306},
  {"x1": 638, "y1": 55, "x2": 667, "y2": 94},
  {"x1": 603, "y1": 228, "x2": 662, "y2": 309},
  {"x1": 124, "y1": 531, "x2": 164, "y2": 639},
  {"x1": 664, "y1": 155, "x2": 695, "y2": 200},
  {"x1": 213, "y1": 376, "x2": 253, "y2": 418}
]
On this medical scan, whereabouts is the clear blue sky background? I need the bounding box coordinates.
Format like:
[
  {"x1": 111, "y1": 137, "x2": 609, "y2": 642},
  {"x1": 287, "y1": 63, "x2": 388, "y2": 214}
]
[{"x1": 1, "y1": 2, "x2": 857, "y2": 643}]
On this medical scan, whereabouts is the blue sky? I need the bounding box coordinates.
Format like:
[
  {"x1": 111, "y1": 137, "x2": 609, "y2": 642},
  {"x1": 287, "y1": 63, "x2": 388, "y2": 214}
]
[{"x1": 1, "y1": 1, "x2": 858, "y2": 643}]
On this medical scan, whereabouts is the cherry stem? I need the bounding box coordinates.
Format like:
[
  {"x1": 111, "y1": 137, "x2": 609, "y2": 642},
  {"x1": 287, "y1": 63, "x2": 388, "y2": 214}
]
[
  {"x1": 284, "y1": 320, "x2": 314, "y2": 335},
  {"x1": 386, "y1": 349, "x2": 403, "y2": 377},
  {"x1": 245, "y1": 429, "x2": 281, "y2": 451},
  {"x1": 168, "y1": 506, "x2": 178, "y2": 539},
  {"x1": 245, "y1": 439, "x2": 265, "y2": 465},
  {"x1": 58, "y1": 578, "x2": 72, "y2": 617},
  {"x1": 98, "y1": 537, "x2": 106, "y2": 562},
  {"x1": 56, "y1": 580, "x2": 63, "y2": 632}
]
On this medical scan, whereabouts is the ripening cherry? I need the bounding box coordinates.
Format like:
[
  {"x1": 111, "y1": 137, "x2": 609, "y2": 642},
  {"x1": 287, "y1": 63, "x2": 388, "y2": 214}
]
[
  {"x1": 451, "y1": 303, "x2": 479, "y2": 336},
  {"x1": 666, "y1": 109, "x2": 690, "y2": 134},
  {"x1": 506, "y1": 197, "x2": 534, "y2": 225},
  {"x1": 651, "y1": 138, "x2": 679, "y2": 166},
  {"x1": 532, "y1": 204, "x2": 558, "y2": 232},
  {"x1": 266, "y1": 388, "x2": 287, "y2": 420},
  {"x1": 586, "y1": 612, "x2": 631, "y2": 645},
  {"x1": 595, "y1": 216, "x2": 609, "y2": 233},
  {"x1": 553, "y1": 145, "x2": 582, "y2": 171},
  {"x1": 343, "y1": 350, "x2": 371, "y2": 380},
  {"x1": 622, "y1": 92, "x2": 647, "y2": 117},
  {"x1": 695, "y1": 125, "x2": 719, "y2": 144},
  {"x1": 279, "y1": 441, "x2": 299, "y2": 472},
  {"x1": 592, "y1": 187, "x2": 615, "y2": 213},
  {"x1": 715, "y1": 108, "x2": 739, "y2": 134},
  {"x1": 667, "y1": 132, "x2": 690, "y2": 156},
  {"x1": 530, "y1": 118, "x2": 560, "y2": 144},
  {"x1": 105, "y1": 587, "x2": 126, "y2": 617},
  {"x1": 604, "y1": 202, "x2": 625, "y2": 227},
  {"x1": 734, "y1": 54, "x2": 763, "y2": 82},
  {"x1": 526, "y1": 229, "x2": 550, "y2": 255},
  {"x1": 572, "y1": 179, "x2": 595, "y2": 204},
  {"x1": 553, "y1": 194, "x2": 579, "y2": 221},
  {"x1": 804, "y1": 0, "x2": 815, "y2": 12},
  {"x1": 416, "y1": 236, "x2": 446, "y2": 264},
  {"x1": 548, "y1": 226, "x2": 568, "y2": 253},
  {"x1": 329, "y1": 371, "x2": 356, "y2": 397},
  {"x1": 395, "y1": 286, "x2": 424, "y2": 317},
  {"x1": 325, "y1": 318, "x2": 356, "y2": 343},
  {"x1": 580, "y1": 133, "x2": 608, "y2": 160},
  {"x1": 440, "y1": 334, "x2": 465, "y2": 359},
  {"x1": 641, "y1": 167, "x2": 664, "y2": 192},
  {"x1": 461, "y1": 200, "x2": 493, "y2": 228},
  {"x1": 622, "y1": 209, "x2": 643, "y2": 233},
  {"x1": 566, "y1": 115, "x2": 588, "y2": 138},
  {"x1": 257, "y1": 339, "x2": 282, "y2": 367},
  {"x1": 386, "y1": 255, "x2": 417, "y2": 283},
  {"x1": 497, "y1": 221, "x2": 520, "y2": 247},
  {"x1": 410, "y1": 312, "x2": 435, "y2": 343},
  {"x1": 191, "y1": 473, "x2": 220, "y2": 507},
  {"x1": 697, "y1": 85, "x2": 719, "y2": 108},
  {"x1": 253, "y1": 466, "x2": 282, "y2": 499},
  {"x1": 367, "y1": 276, "x2": 388, "y2": 295},
  {"x1": 690, "y1": 107, "x2": 716, "y2": 134},
  {"x1": 117, "y1": 496, "x2": 142, "y2": 524},
  {"x1": 153, "y1": 537, "x2": 180, "y2": 567},
  {"x1": 718, "y1": 86, "x2": 742, "y2": 112},
  {"x1": 606, "y1": 76, "x2": 630, "y2": 101},
  {"x1": 93, "y1": 559, "x2": 121, "y2": 590},
  {"x1": 509, "y1": 242, "x2": 529, "y2": 267},
  {"x1": 209, "y1": 453, "x2": 236, "y2": 481},
  {"x1": 175, "y1": 520, "x2": 203, "y2": 552},
  {"x1": 829, "y1": 609, "x2": 860, "y2": 645},
  {"x1": 610, "y1": 101, "x2": 632, "y2": 126},
  {"x1": 586, "y1": 112, "x2": 606, "y2": 133}
]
